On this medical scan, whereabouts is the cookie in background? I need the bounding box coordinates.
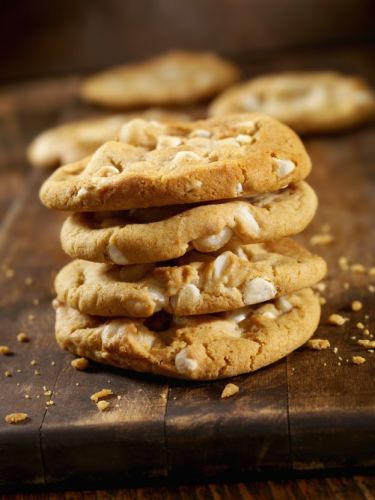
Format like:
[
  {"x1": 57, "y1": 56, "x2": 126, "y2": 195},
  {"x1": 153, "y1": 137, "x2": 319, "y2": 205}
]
[
  {"x1": 209, "y1": 71, "x2": 375, "y2": 133},
  {"x1": 80, "y1": 50, "x2": 240, "y2": 108}
]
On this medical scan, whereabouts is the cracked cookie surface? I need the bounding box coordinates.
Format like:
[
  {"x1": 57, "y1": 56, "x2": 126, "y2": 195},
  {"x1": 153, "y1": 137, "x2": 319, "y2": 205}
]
[
  {"x1": 27, "y1": 110, "x2": 191, "y2": 169},
  {"x1": 40, "y1": 113, "x2": 311, "y2": 211},
  {"x1": 61, "y1": 182, "x2": 317, "y2": 264},
  {"x1": 210, "y1": 72, "x2": 375, "y2": 133},
  {"x1": 54, "y1": 288, "x2": 320, "y2": 380},
  {"x1": 80, "y1": 50, "x2": 239, "y2": 108},
  {"x1": 55, "y1": 239, "x2": 327, "y2": 317}
]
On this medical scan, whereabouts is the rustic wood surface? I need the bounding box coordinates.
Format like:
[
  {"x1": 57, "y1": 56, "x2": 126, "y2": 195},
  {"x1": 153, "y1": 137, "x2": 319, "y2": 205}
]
[{"x1": 0, "y1": 45, "x2": 374, "y2": 495}]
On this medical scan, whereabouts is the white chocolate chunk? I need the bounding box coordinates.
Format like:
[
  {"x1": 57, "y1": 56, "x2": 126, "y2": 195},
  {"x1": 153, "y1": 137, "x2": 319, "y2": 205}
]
[
  {"x1": 234, "y1": 134, "x2": 253, "y2": 144},
  {"x1": 213, "y1": 252, "x2": 231, "y2": 280},
  {"x1": 236, "y1": 183, "x2": 243, "y2": 195},
  {"x1": 172, "y1": 151, "x2": 201, "y2": 165},
  {"x1": 94, "y1": 165, "x2": 121, "y2": 177},
  {"x1": 131, "y1": 330, "x2": 155, "y2": 349},
  {"x1": 192, "y1": 129, "x2": 211, "y2": 138},
  {"x1": 148, "y1": 287, "x2": 168, "y2": 310},
  {"x1": 175, "y1": 348, "x2": 198, "y2": 374},
  {"x1": 276, "y1": 296, "x2": 293, "y2": 313},
  {"x1": 243, "y1": 278, "x2": 276, "y2": 305},
  {"x1": 108, "y1": 244, "x2": 130, "y2": 265},
  {"x1": 176, "y1": 284, "x2": 201, "y2": 307},
  {"x1": 224, "y1": 306, "x2": 251, "y2": 324},
  {"x1": 76, "y1": 187, "x2": 89, "y2": 199},
  {"x1": 235, "y1": 206, "x2": 260, "y2": 236},
  {"x1": 274, "y1": 158, "x2": 296, "y2": 177},
  {"x1": 156, "y1": 135, "x2": 182, "y2": 149},
  {"x1": 192, "y1": 226, "x2": 233, "y2": 252}
]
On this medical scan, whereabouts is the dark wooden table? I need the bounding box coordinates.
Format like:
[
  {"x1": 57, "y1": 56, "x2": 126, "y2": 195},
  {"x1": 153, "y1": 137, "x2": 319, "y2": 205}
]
[{"x1": 0, "y1": 45, "x2": 374, "y2": 497}]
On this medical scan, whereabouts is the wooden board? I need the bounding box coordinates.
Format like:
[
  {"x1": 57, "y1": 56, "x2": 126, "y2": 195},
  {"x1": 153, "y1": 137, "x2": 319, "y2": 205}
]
[{"x1": 0, "y1": 46, "x2": 374, "y2": 488}]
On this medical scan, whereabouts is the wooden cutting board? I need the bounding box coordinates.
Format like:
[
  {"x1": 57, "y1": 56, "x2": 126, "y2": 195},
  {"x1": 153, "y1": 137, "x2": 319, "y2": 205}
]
[{"x1": 0, "y1": 47, "x2": 374, "y2": 487}]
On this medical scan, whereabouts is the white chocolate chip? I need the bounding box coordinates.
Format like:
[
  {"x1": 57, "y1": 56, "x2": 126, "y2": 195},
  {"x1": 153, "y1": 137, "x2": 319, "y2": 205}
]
[
  {"x1": 224, "y1": 306, "x2": 251, "y2": 324},
  {"x1": 212, "y1": 252, "x2": 231, "y2": 280},
  {"x1": 216, "y1": 138, "x2": 241, "y2": 147},
  {"x1": 108, "y1": 244, "x2": 130, "y2": 265},
  {"x1": 156, "y1": 135, "x2": 182, "y2": 149},
  {"x1": 131, "y1": 331, "x2": 155, "y2": 349},
  {"x1": 192, "y1": 227, "x2": 233, "y2": 252},
  {"x1": 274, "y1": 158, "x2": 296, "y2": 177},
  {"x1": 119, "y1": 118, "x2": 162, "y2": 146},
  {"x1": 234, "y1": 134, "x2": 253, "y2": 144},
  {"x1": 175, "y1": 348, "x2": 198, "y2": 374},
  {"x1": 172, "y1": 151, "x2": 201, "y2": 165},
  {"x1": 192, "y1": 129, "x2": 211, "y2": 138},
  {"x1": 186, "y1": 179, "x2": 203, "y2": 192},
  {"x1": 94, "y1": 165, "x2": 121, "y2": 177},
  {"x1": 235, "y1": 206, "x2": 260, "y2": 236},
  {"x1": 243, "y1": 278, "x2": 276, "y2": 305},
  {"x1": 76, "y1": 187, "x2": 88, "y2": 199},
  {"x1": 276, "y1": 296, "x2": 293, "y2": 313},
  {"x1": 236, "y1": 183, "x2": 243, "y2": 195},
  {"x1": 148, "y1": 287, "x2": 168, "y2": 310},
  {"x1": 175, "y1": 284, "x2": 201, "y2": 308},
  {"x1": 261, "y1": 310, "x2": 279, "y2": 320}
]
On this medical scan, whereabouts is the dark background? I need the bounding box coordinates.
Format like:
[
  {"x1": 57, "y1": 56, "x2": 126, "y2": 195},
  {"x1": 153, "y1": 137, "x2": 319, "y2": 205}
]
[{"x1": 0, "y1": 0, "x2": 374, "y2": 82}]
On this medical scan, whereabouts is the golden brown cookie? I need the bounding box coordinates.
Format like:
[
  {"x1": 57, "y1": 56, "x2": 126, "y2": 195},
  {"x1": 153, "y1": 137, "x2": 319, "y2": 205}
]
[
  {"x1": 40, "y1": 113, "x2": 311, "y2": 211},
  {"x1": 55, "y1": 239, "x2": 327, "y2": 317},
  {"x1": 80, "y1": 50, "x2": 239, "y2": 108},
  {"x1": 61, "y1": 182, "x2": 317, "y2": 265},
  {"x1": 27, "y1": 110, "x2": 191, "y2": 169},
  {"x1": 209, "y1": 71, "x2": 375, "y2": 133},
  {"x1": 54, "y1": 288, "x2": 320, "y2": 380}
]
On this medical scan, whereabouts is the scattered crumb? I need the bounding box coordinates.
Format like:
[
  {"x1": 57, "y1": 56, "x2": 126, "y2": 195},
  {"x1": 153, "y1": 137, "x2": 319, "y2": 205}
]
[
  {"x1": 333, "y1": 347, "x2": 338, "y2": 354},
  {"x1": 4, "y1": 268, "x2": 15, "y2": 278},
  {"x1": 30, "y1": 359, "x2": 38, "y2": 366},
  {"x1": 24, "y1": 394, "x2": 31, "y2": 399},
  {"x1": 364, "y1": 329, "x2": 370, "y2": 336},
  {"x1": 352, "y1": 356, "x2": 366, "y2": 365},
  {"x1": 357, "y1": 340, "x2": 375, "y2": 349},
  {"x1": 4, "y1": 370, "x2": 12, "y2": 377},
  {"x1": 338, "y1": 257, "x2": 349, "y2": 271},
  {"x1": 320, "y1": 224, "x2": 331, "y2": 233},
  {"x1": 96, "y1": 400, "x2": 110, "y2": 411},
  {"x1": 17, "y1": 332, "x2": 29, "y2": 343},
  {"x1": 369, "y1": 285, "x2": 375, "y2": 293},
  {"x1": 44, "y1": 390, "x2": 52, "y2": 397},
  {"x1": 51, "y1": 361, "x2": 56, "y2": 366},
  {"x1": 46, "y1": 400, "x2": 55, "y2": 406},
  {"x1": 319, "y1": 297, "x2": 327, "y2": 305},
  {"x1": 328, "y1": 314, "x2": 349, "y2": 326},
  {"x1": 350, "y1": 336, "x2": 357, "y2": 340},
  {"x1": 368, "y1": 267, "x2": 375, "y2": 277},
  {"x1": 351, "y1": 264, "x2": 366, "y2": 274},
  {"x1": 28, "y1": 314, "x2": 35, "y2": 321},
  {"x1": 306, "y1": 339, "x2": 331, "y2": 350},
  {"x1": 0, "y1": 346, "x2": 11, "y2": 355},
  {"x1": 25, "y1": 277, "x2": 33, "y2": 286},
  {"x1": 32, "y1": 298, "x2": 40, "y2": 305},
  {"x1": 90, "y1": 389, "x2": 114, "y2": 402},
  {"x1": 117, "y1": 395, "x2": 122, "y2": 400},
  {"x1": 5, "y1": 412, "x2": 28, "y2": 424},
  {"x1": 338, "y1": 356, "x2": 343, "y2": 361},
  {"x1": 16, "y1": 369, "x2": 22, "y2": 373},
  {"x1": 343, "y1": 282, "x2": 350, "y2": 290},
  {"x1": 351, "y1": 300, "x2": 363, "y2": 312},
  {"x1": 314, "y1": 282, "x2": 327, "y2": 293},
  {"x1": 71, "y1": 357, "x2": 89, "y2": 371},
  {"x1": 365, "y1": 314, "x2": 370, "y2": 319},
  {"x1": 356, "y1": 322, "x2": 365, "y2": 330},
  {"x1": 34, "y1": 370, "x2": 40, "y2": 376},
  {"x1": 310, "y1": 234, "x2": 334, "y2": 246},
  {"x1": 75, "y1": 382, "x2": 80, "y2": 386},
  {"x1": 221, "y1": 383, "x2": 240, "y2": 399}
]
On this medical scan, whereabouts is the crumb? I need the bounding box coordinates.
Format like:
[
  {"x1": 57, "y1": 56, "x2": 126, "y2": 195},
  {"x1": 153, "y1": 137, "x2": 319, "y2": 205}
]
[
  {"x1": 350, "y1": 336, "x2": 357, "y2": 340},
  {"x1": 314, "y1": 282, "x2": 327, "y2": 292},
  {"x1": 34, "y1": 370, "x2": 40, "y2": 376},
  {"x1": 46, "y1": 400, "x2": 55, "y2": 406},
  {"x1": 32, "y1": 298, "x2": 40, "y2": 305},
  {"x1": 310, "y1": 234, "x2": 334, "y2": 246},
  {"x1": 351, "y1": 300, "x2": 363, "y2": 312},
  {"x1": 221, "y1": 383, "x2": 240, "y2": 399},
  {"x1": 352, "y1": 356, "x2": 366, "y2": 365},
  {"x1": 319, "y1": 297, "x2": 327, "y2": 305},
  {"x1": 44, "y1": 390, "x2": 52, "y2": 396},
  {"x1": 75, "y1": 382, "x2": 80, "y2": 386},
  {"x1": 338, "y1": 257, "x2": 349, "y2": 271},
  {"x1": 306, "y1": 339, "x2": 331, "y2": 350},
  {"x1": 368, "y1": 285, "x2": 375, "y2": 293},
  {"x1": 51, "y1": 361, "x2": 56, "y2": 366},
  {"x1": 338, "y1": 356, "x2": 343, "y2": 361},
  {"x1": 320, "y1": 224, "x2": 331, "y2": 233},
  {"x1": 71, "y1": 357, "x2": 89, "y2": 371},
  {"x1": 28, "y1": 314, "x2": 35, "y2": 321},
  {"x1": 25, "y1": 277, "x2": 33, "y2": 286},
  {"x1": 5, "y1": 412, "x2": 28, "y2": 424},
  {"x1": 343, "y1": 282, "x2": 350, "y2": 290},
  {"x1": 0, "y1": 346, "x2": 11, "y2": 355},
  {"x1": 333, "y1": 347, "x2": 338, "y2": 354},
  {"x1": 365, "y1": 314, "x2": 370, "y2": 319},
  {"x1": 90, "y1": 389, "x2": 114, "y2": 402},
  {"x1": 30, "y1": 359, "x2": 38, "y2": 366},
  {"x1": 364, "y1": 329, "x2": 370, "y2": 336},
  {"x1": 117, "y1": 395, "x2": 122, "y2": 400},
  {"x1": 338, "y1": 362, "x2": 342, "y2": 366},
  {"x1": 96, "y1": 400, "x2": 110, "y2": 411},
  {"x1": 16, "y1": 369, "x2": 22, "y2": 373},
  {"x1": 368, "y1": 267, "x2": 375, "y2": 277},
  {"x1": 356, "y1": 322, "x2": 365, "y2": 330},
  {"x1": 357, "y1": 339, "x2": 375, "y2": 349},
  {"x1": 4, "y1": 370, "x2": 12, "y2": 377},
  {"x1": 17, "y1": 332, "x2": 29, "y2": 343},
  {"x1": 328, "y1": 314, "x2": 349, "y2": 326},
  {"x1": 351, "y1": 264, "x2": 366, "y2": 274},
  {"x1": 24, "y1": 394, "x2": 31, "y2": 399},
  {"x1": 4, "y1": 268, "x2": 15, "y2": 278}
]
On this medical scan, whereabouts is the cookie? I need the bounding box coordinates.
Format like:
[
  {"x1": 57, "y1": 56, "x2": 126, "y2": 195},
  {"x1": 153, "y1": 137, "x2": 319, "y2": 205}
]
[
  {"x1": 209, "y1": 72, "x2": 375, "y2": 133},
  {"x1": 55, "y1": 239, "x2": 327, "y2": 317},
  {"x1": 80, "y1": 50, "x2": 239, "y2": 108},
  {"x1": 61, "y1": 181, "x2": 317, "y2": 265},
  {"x1": 27, "y1": 110, "x2": 191, "y2": 169},
  {"x1": 40, "y1": 113, "x2": 311, "y2": 211},
  {"x1": 54, "y1": 288, "x2": 320, "y2": 380}
]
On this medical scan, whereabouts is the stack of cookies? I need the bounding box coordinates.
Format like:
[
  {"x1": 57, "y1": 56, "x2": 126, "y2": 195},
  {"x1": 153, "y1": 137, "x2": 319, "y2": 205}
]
[{"x1": 40, "y1": 113, "x2": 327, "y2": 380}]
